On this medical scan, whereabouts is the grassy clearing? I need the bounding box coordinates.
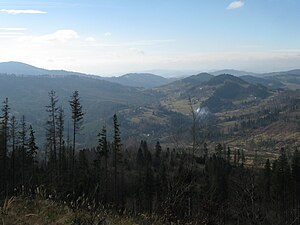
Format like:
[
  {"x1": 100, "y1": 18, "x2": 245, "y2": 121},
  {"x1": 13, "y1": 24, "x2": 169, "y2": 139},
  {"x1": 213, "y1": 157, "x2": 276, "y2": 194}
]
[{"x1": 0, "y1": 196, "x2": 164, "y2": 225}]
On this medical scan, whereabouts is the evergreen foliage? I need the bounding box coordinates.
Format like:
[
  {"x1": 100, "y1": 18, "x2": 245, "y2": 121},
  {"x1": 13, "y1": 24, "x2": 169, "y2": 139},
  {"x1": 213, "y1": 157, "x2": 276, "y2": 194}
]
[{"x1": 0, "y1": 94, "x2": 299, "y2": 225}]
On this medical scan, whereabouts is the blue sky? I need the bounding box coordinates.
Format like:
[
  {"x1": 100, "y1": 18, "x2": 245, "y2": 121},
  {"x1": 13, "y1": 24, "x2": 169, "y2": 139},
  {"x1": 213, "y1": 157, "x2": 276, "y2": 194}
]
[{"x1": 0, "y1": 0, "x2": 300, "y2": 75}]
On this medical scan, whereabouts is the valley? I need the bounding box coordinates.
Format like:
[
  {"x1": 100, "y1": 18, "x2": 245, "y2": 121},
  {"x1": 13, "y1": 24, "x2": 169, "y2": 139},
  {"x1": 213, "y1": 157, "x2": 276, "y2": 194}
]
[
  {"x1": 0, "y1": 78, "x2": 298, "y2": 223},
  {"x1": 0, "y1": 62, "x2": 299, "y2": 160},
  {"x1": 1, "y1": 2, "x2": 300, "y2": 224}
]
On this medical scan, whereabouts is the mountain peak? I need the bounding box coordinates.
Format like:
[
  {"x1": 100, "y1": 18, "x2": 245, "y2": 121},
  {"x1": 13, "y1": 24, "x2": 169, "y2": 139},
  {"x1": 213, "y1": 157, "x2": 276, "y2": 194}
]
[
  {"x1": 0, "y1": 61, "x2": 87, "y2": 77},
  {"x1": 104, "y1": 73, "x2": 172, "y2": 88},
  {"x1": 0, "y1": 61, "x2": 51, "y2": 76},
  {"x1": 205, "y1": 74, "x2": 248, "y2": 86},
  {"x1": 211, "y1": 69, "x2": 257, "y2": 76},
  {"x1": 181, "y1": 72, "x2": 213, "y2": 84}
]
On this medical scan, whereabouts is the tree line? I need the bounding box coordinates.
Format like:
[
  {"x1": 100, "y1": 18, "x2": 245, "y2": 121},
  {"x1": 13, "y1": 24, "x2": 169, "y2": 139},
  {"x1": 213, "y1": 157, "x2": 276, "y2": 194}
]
[{"x1": 0, "y1": 91, "x2": 299, "y2": 224}]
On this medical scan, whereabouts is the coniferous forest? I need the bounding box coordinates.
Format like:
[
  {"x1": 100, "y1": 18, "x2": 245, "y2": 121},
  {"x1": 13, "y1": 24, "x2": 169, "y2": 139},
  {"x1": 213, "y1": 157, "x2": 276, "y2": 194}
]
[{"x1": 0, "y1": 91, "x2": 299, "y2": 225}]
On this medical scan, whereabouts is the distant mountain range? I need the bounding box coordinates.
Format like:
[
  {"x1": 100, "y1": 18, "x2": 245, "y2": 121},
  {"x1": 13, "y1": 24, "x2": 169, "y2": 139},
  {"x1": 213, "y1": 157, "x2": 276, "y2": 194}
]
[
  {"x1": 158, "y1": 73, "x2": 270, "y2": 113},
  {"x1": 0, "y1": 61, "x2": 300, "y2": 146},
  {"x1": 0, "y1": 61, "x2": 86, "y2": 76},
  {"x1": 211, "y1": 69, "x2": 258, "y2": 77},
  {"x1": 1, "y1": 61, "x2": 300, "y2": 89},
  {"x1": 0, "y1": 61, "x2": 175, "y2": 88},
  {"x1": 211, "y1": 68, "x2": 300, "y2": 77},
  {"x1": 102, "y1": 73, "x2": 177, "y2": 88}
]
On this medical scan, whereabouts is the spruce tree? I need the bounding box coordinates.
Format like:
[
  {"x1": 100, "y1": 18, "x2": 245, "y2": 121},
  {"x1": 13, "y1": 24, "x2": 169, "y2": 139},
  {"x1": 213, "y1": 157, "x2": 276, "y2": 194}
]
[
  {"x1": 203, "y1": 142, "x2": 208, "y2": 159},
  {"x1": 215, "y1": 143, "x2": 222, "y2": 158},
  {"x1": 141, "y1": 140, "x2": 152, "y2": 165},
  {"x1": 154, "y1": 141, "x2": 162, "y2": 169},
  {"x1": 10, "y1": 116, "x2": 17, "y2": 187},
  {"x1": 155, "y1": 141, "x2": 162, "y2": 157},
  {"x1": 19, "y1": 115, "x2": 27, "y2": 186},
  {"x1": 56, "y1": 106, "x2": 65, "y2": 181},
  {"x1": 144, "y1": 165, "x2": 154, "y2": 213},
  {"x1": 227, "y1": 147, "x2": 231, "y2": 163},
  {"x1": 77, "y1": 150, "x2": 89, "y2": 195},
  {"x1": 271, "y1": 148, "x2": 291, "y2": 222},
  {"x1": 263, "y1": 159, "x2": 271, "y2": 202},
  {"x1": 46, "y1": 90, "x2": 58, "y2": 170},
  {"x1": 95, "y1": 125, "x2": 108, "y2": 203},
  {"x1": 112, "y1": 114, "x2": 122, "y2": 204},
  {"x1": 0, "y1": 97, "x2": 10, "y2": 187},
  {"x1": 69, "y1": 91, "x2": 84, "y2": 191},
  {"x1": 291, "y1": 149, "x2": 300, "y2": 220},
  {"x1": 28, "y1": 125, "x2": 38, "y2": 185}
]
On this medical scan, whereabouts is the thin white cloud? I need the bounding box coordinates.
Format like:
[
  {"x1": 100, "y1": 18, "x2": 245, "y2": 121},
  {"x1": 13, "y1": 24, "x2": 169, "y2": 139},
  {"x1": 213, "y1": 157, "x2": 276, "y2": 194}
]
[
  {"x1": 19, "y1": 29, "x2": 79, "y2": 43},
  {"x1": 85, "y1": 39, "x2": 175, "y2": 48},
  {"x1": 129, "y1": 47, "x2": 145, "y2": 55},
  {"x1": 0, "y1": 32, "x2": 24, "y2": 35},
  {"x1": 3, "y1": 27, "x2": 298, "y2": 74},
  {"x1": 85, "y1": 37, "x2": 96, "y2": 42},
  {"x1": 0, "y1": 28, "x2": 27, "y2": 31},
  {"x1": 227, "y1": 1, "x2": 244, "y2": 10},
  {"x1": 0, "y1": 28, "x2": 26, "y2": 38},
  {"x1": 0, "y1": 35, "x2": 20, "y2": 39},
  {"x1": 104, "y1": 32, "x2": 112, "y2": 36},
  {"x1": 0, "y1": 9, "x2": 47, "y2": 14}
]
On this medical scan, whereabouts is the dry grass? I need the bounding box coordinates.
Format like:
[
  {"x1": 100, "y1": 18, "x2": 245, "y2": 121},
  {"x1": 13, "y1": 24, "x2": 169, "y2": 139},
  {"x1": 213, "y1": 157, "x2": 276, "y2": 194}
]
[{"x1": 0, "y1": 196, "x2": 153, "y2": 225}]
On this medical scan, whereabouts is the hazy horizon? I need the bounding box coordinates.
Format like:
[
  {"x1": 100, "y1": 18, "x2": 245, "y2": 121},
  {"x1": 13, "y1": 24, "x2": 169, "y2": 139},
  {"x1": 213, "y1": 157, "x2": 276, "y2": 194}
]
[
  {"x1": 1, "y1": 60, "x2": 300, "y2": 78},
  {"x1": 1, "y1": 0, "x2": 300, "y2": 75}
]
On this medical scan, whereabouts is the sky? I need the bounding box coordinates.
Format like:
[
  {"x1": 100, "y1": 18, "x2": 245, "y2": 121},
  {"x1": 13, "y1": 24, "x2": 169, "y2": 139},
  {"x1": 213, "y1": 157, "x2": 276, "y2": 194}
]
[{"x1": 0, "y1": 0, "x2": 300, "y2": 76}]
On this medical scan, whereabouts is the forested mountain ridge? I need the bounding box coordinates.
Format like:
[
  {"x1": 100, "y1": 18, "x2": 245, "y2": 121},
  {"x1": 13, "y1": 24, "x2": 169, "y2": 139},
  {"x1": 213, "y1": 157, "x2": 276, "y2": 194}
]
[
  {"x1": 0, "y1": 64, "x2": 299, "y2": 225},
  {"x1": 211, "y1": 69, "x2": 258, "y2": 76},
  {"x1": 0, "y1": 63, "x2": 300, "y2": 150},
  {"x1": 159, "y1": 73, "x2": 270, "y2": 113},
  {"x1": 154, "y1": 73, "x2": 300, "y2": 152},
  {"x1": 0, "y1": 73, "x2": 160, "y2": 145},
  {"x1": 1, "y1": 61, "x2": 300, "y2": 89},
  {"x1": 102, "y1": 73, "x2": 175, "y2": 88},
  {"x1": 0, "y1": 62, "x2": 174, "y2": 88},
  {"x1": 240, "y1": 75, "x2": 284, "y2": 88},
  {"x1": 0, "y1": 61, "x2": 87, "y2": 77},
  {"x1": 262, "y1": 69, "x2": 300, "y2": 77}
]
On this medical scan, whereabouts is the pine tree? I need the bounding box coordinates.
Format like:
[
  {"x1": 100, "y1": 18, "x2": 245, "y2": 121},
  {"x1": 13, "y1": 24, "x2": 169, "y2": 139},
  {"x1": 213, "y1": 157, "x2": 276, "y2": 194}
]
[
  {"x1": 227, "y1": 147, "x2": 231, "y2": 163},
  {"x1": 77, "y1": 150, "x2": 90, "y2": 195},
  {"x1": 95, "y1": 125, "x2": 109, "y2": 203},
  {"x1": 19, "y1": 115, "x2": 27, "y2": 186},
  {"x1": 215, "y1": 143, "x2": 222, "y2": 158},
  {"x1": 156, "y1": 161, "x2": 168, "y2": 213},
  {"x1": 233, "y1": 149, "x2": 237, "y2": 166},
  {"x1": 291, "y1": 149, "x2": 300, "y2": 221},
  {"x1": 0, "y1": 97, "x2": 10, "y2": 187},
  {"x1": 10, "y1": 116, "x2": 17, "y2": 187},
  {"x1": 136, "y1": 147, "x2": 145, "y2": 169},
  {"x1": 155, "y1": 141, "x2": 162, "y2": 159},
  {"x1": 141, "y1": 140, "x2": 152, "y2": 165},
  {"x1": 135, "y1": 147, "x2": 144, "y2": 213},
  {"x1": 263, "y1": 159, "x2": 271, "y2": 202},
  {"x1": 292, "y1": 149, "x2": 300, "y2": 184},
  {"x1": 188, "y1": 96, "x2": 197, "y2": 160},
  {"x1": 56, "y1": 106, "x2": 65, "y2": 181},
  {"x1": 240, "y1": 149, "x2": 245, "y2": 166},
  {"x1": 271, "y1": 148, "x2": 292, "y2": 222},
  {"x1": 46, "y1": 90, "x2": 58, "y2": 170},
  {"x1": 144, "y1": 165, "x2": 154, "y2": 213},
  {"x1": 69, "y1": 91, "x2": 84, "y2": 191},
  {"x1": 203, "y1": 142, "x2": 208, "y2": 159},
  {"x1": 153, "y1": 141, "x2": 162, "y2": 169},
  {"x1": 112, "y1": 114, "x2": 122, "y2": 205},
  {"x1": 28, "y1": 125, "x2": 38, "y2": 185}
]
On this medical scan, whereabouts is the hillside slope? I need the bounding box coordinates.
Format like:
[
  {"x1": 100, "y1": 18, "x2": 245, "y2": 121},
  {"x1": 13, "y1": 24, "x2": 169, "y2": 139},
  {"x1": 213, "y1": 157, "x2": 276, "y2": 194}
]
[
  {"x1": 0, "y1": 74, "x2": 159, "y2": 146},
  {"x1": 0, "y1": 61, "x2": 87, "y2": 76},
  {"x1": 104, "y1": 73, "x2": 173, "y2": 88}
]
